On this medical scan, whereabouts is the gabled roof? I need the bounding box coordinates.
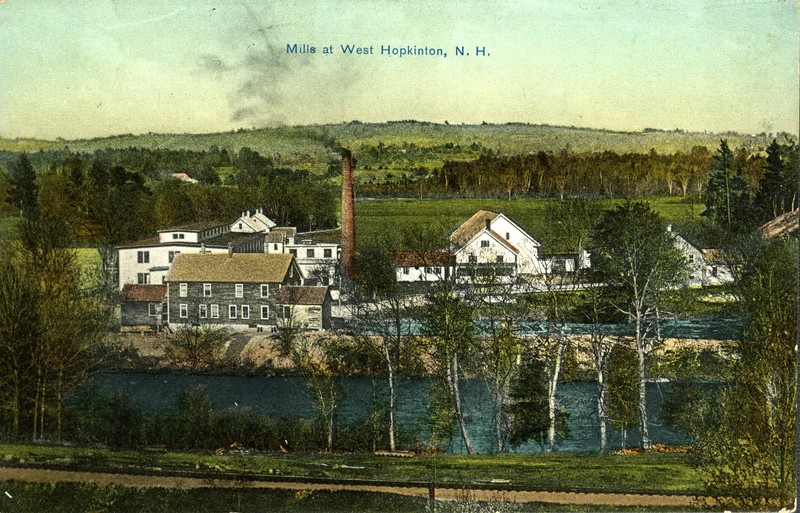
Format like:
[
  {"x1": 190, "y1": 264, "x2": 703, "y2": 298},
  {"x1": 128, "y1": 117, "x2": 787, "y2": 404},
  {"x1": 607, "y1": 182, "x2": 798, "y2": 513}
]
[
  {"x1": 396, "y1": 250, "x2": 454, "y2": 267},
  {"x1": 450, "y1": 210, "x2": 501, "y2": 247},
  {"x1": 168, "y1": 253, "x2": 295, "y2": 283},
  {"x1": 274, "y1": 286, "x2": 330, "y2": 305},
  {"x1": 121, "y1": 284, "x2": 168, "y2": 302}
]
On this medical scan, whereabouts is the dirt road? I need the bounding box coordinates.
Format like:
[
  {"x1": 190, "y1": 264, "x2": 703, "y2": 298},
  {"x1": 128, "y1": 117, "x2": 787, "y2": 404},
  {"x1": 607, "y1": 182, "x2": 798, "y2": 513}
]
[{"x1": 0, "y1": 466, "x2": 711, "y2": 508}]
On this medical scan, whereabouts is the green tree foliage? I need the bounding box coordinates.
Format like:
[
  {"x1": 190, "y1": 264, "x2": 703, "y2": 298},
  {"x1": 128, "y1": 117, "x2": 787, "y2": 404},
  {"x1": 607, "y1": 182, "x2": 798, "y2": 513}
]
[
  {"x1": 0, "y1": 239, "x2": 107, "y2": 440},
  {"x1": 753, "y1": 139, "x2": 798, "y2": 222},
  {"x1": 606, "y1": 345, "x2": 639, "y2": 450},
  {"x1": 588, "y1": 200, "x2": 687, "y2": 450},
  {"x1": 703, "y1": 140, "x2": 753, "y2": 232},
  {"x1": 507, "y1": 352, "x2": 570, "y2": 450},
  {"x1": 163, "y1": 326, "x2": 228, "y2": 371},
  {"x1": 696, "y1": 239, "x2": 797, "y2": 509},
  {"x1": 9, "y1": 153, "x2": 38, "y2": 218},
  {"x1": 420, "y1": 283, "x2": 476, "y2": 454}
]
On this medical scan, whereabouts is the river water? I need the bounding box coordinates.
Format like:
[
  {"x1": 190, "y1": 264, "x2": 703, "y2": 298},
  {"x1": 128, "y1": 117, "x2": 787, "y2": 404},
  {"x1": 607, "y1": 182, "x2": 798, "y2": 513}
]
[{"x1": 82, "y1": 373, "x2": 688, "y2": 454}]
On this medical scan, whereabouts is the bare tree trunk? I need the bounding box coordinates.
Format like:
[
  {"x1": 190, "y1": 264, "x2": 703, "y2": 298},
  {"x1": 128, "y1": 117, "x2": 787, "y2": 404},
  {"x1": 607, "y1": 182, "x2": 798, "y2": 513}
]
[
  {"x1": 635, "y1": 316, "x2": 651, "y2": 451},
  {"x1": 597, "y1": 367, "x2": 608, "y2": 453},
  {"x1": 547, "y1": 337, "x2": 565, "y2": 452},
  {"x1": 384, "y1": 342, "x2": 397, "y2": 451},
  {"x1": 450, "y1": 352, "x2": 474, "y2": 455}
]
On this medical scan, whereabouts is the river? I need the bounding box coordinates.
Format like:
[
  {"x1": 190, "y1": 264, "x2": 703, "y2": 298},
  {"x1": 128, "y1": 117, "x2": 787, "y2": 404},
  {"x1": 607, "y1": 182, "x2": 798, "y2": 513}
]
[{"x1": 81, "y1": 373, "x2": 689, "y2": 454}]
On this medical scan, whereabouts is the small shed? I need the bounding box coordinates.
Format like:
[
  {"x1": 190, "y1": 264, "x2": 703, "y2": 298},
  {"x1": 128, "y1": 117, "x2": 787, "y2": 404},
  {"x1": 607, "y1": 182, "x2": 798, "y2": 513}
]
[
  {"x1": 120, "y1": 284, "x2": 168, "y2": 330},
  {"x1": 274, "y1": 286, "x2": 332, "y2": 331}
]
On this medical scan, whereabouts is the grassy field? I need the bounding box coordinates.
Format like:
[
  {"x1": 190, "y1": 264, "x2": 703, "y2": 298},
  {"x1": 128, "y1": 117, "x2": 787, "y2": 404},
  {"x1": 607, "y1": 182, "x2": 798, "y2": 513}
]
[
  {"x1": 356, "y1": 196, "x2": 704, "y2": 252},
  {"x1": 0, "y1": 481, "x2": 711, "y2": 513},
  {"x1": 0, "y1": 443, "x2": 703, "y2": 495}
]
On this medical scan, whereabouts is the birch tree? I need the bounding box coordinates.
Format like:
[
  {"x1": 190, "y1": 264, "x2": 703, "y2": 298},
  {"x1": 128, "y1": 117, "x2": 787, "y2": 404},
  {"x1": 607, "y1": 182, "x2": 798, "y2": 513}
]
[{"x1": 588, "y1": 201, "x2": 687, "y2": 451}]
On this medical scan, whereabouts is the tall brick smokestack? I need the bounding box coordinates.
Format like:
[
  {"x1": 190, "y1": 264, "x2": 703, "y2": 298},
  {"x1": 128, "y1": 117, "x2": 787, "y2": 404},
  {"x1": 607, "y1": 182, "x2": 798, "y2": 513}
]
[{"x1": 341, "y1": 149, "x2": 356, "y2": 279}]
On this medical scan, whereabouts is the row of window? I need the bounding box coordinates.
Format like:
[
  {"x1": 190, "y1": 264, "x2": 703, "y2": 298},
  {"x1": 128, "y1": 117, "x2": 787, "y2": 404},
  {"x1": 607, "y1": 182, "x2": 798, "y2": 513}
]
[
  {"x1": 468, "y1": 255, "x2": 504, "y2": 263},
  {"x1": 177, "y1": 304, "x2": 293, "y2": 320},
  {"x1": 288, "y1": 248, "x2": 334, "y2": 259},
  {"x1": 178, "y1": 283, "x2": 270, "y2": 298},
  {"x1": 138, "y1": 249, "x2": 181, "y2": 264}
]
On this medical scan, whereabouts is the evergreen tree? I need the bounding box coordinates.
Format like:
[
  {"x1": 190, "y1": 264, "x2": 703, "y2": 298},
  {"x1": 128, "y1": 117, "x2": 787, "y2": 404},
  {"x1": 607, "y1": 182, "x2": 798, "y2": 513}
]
[
  {"x1": 704, "y1": 140, "x2": 751, "y2": 231},
  {"x1": 9, "y1": 153, "x2": 38, "y2": 219}
]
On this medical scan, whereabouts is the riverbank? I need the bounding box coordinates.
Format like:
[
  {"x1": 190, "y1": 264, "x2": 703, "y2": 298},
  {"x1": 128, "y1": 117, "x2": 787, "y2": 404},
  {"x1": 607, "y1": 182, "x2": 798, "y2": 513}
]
[{"x1": 112, "y1": 331, "x2": 733, "y2": 378}]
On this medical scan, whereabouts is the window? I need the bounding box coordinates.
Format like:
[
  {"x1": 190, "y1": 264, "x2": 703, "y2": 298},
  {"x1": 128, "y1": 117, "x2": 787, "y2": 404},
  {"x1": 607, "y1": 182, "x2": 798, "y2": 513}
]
[
  {"x1": 179, "y1": 304, "x2": 188, "y2": 318},
  {"x1": 148, "y1": 303, "x2": 159, "y2": 316},
  {"x1": 468, "y1": 255, "x2": 477, "y2": 264},
  {"x1": 172, "y1": 233, "x2": 179, "y2": 240},
  {"x1": 261, "y1": 305, "x2": 270, "y2": 319},
  {"x1": 496, "y1": 255, "x2": 504, "y2": 263},
  {"x1": 137, "y1": 251, "x2": 150, "y2": 263},
  {"x1": 688, "y1": 255, "x2": 695, "y2": 263},
  {"x1": 169, "y1": 251, "x2": 180, "y2": 263},
  {"x1": 137, "y1": 273, "x2": 150, "y2": 284},
  {"x1": 282, "y1": 305, "x2": 292, "y2": 318},
  {"x1": 324, "y1": 248, "x2": 332, "y2": 258},
  {"x1": 425, "y1": 267, "x2": 434, "y2": 274},
  {"x1": 203, "y1": 283, "x2": 212, "y2": 297},
  {"x1": 235, "y1": 284, "x2": 243, "y2": 298},
  {"x1": 238, "y1": 223, "x2": 243, "y2": 229},
  {"x1": 229, "y1": 305, "x2": 237, "y2": 319},
  {"x1": 289, "y1": 249, "x2": 297, "y2": 256},
  {"x1": 505, "y1": 232, "x2": 510, "y2": 240},
  {"x1": 210, "y1": 304, "x2": 219, "y2": 318},
  {"x1": 241, "y1": 305, "x2": 250, "y2": 319},
  {"x1": 306, "y1": 248, "x2": 315, "y2": 258},
  {"x1": 179, "y1": 283, "x2": 188, "y2": 297},
  {"x1": 199, "y1": 304, "x2": 208, "y2": 318},
  {"x1": 480, "y1": 240, "x2": 490, "y2": 248},
  {"x1": 273, "y1": 244, "x2": 279, "y2": 251},
  {"x1": 403, "y1": 267, "x2": 410, "y2": 275},
  {"x1": 260, "y1": 284, "x2": 269, "y2": 297}
]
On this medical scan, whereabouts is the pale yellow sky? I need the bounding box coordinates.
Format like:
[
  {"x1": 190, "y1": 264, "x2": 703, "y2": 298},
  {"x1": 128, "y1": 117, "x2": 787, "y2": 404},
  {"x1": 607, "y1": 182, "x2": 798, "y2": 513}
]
[{"x1": 1, "y1": 0, "x2": 798, "y2": 139}]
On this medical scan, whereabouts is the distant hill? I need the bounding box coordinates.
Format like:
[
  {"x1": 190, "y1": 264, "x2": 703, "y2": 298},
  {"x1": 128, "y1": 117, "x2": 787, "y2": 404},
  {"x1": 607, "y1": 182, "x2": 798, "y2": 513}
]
[{"x1": 0, "y1": 122, "x2": 782, "y2": 173}]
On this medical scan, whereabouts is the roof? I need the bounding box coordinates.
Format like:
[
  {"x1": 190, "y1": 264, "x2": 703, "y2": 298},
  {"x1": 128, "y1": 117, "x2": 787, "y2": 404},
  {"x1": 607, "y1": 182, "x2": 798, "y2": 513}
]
[
  {"x1": 121, "y1": 284, "x2": 168, "y2": 302},
  {"x1": 701, "y1": 249, "x2": 726, "y2": 264},
  {"x1": 117, "y1": 236, "x2": 161, "y2": 248},
  {"x1": 274, "y1": 286, "x2": 330, "y2": 305},
  {"x1": 396, "y1": 250, "x2": 454, "y2": 267},
  {"x1": 450, "y1": 210, "x2": 501, "y2": 247},
  {"x1": 158, "y1": 221, "x2": 228, "y2": 233},
  {"x1": 294, "y1": 229, "x2": 341, "y2": 244},
  {"x1": 171, "y1": 172, "x2": 198, "y2": 183},
  {"x1": 204, "y1": 232, "x2": 264, "y2": 247},
  {"x1": 762, "y1": 209, "x2": 798, "y2": 240},
  {"x1": 168, "y1": 253, "x2": 294, "y2": 283},
  {"x1": 267, "y1": 227, "x2": 298, "y2": 243}
]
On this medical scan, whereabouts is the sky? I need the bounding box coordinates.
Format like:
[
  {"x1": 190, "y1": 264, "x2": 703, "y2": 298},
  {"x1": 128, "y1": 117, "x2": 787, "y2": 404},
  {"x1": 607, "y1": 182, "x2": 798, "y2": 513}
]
[{"x1": 1, "y1": 0, "x2": 798, "y2": 140}]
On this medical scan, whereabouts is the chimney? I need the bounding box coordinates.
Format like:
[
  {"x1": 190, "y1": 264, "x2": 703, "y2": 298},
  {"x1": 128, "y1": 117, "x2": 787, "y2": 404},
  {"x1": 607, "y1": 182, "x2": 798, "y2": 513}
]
[
  {"x1": 341, "y1": 149, "x2": 356, "y2": 279},
  {"x1": 485, "y1": 218, "x2": 491, "y2": 230}
]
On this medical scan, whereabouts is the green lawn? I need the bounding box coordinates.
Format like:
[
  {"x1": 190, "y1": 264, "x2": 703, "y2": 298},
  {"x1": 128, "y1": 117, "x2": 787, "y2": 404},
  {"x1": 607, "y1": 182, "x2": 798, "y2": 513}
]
[
  {"x1": 0, "y1": 481, "x2": 712, "y2": 513},
  {"x1": 356, "y1": 196, "x2": 703, "y2": 252},
  {"x1": 0, "y1": 443, "x2": 703, "y2": 495}
]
